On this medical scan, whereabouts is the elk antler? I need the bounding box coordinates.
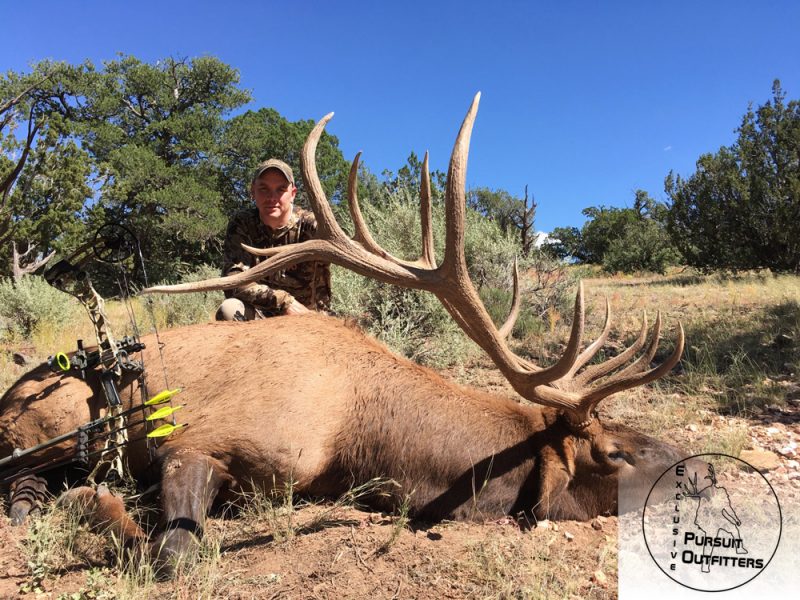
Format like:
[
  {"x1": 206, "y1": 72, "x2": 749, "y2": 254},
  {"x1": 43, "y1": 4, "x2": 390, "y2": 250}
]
[{"x1": 142, "y1": 94, "x2": 683, "y2": 425}]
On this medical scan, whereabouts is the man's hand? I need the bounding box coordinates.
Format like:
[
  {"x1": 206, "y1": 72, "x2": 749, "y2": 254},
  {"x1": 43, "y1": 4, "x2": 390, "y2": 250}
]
[{"x1": 284, "y1": 299, "x2": 311, "y2": 315}]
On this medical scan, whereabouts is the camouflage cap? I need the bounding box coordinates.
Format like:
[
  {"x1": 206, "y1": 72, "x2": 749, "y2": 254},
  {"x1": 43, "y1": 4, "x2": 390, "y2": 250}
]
[{"x1": 252, "y1": 158, "x2": 295, "y2": 185}]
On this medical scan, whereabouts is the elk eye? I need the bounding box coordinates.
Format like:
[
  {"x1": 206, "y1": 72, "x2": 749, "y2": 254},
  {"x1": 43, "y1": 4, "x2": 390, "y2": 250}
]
[{"x1": 607, "y1": 450, "x2": 635, "y2": 466}]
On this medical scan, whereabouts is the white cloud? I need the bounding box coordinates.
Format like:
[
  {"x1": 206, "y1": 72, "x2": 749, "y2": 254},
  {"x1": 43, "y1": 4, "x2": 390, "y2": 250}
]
[{"x1": 663, "y1": 145, "x2": 672, "y2": 151}]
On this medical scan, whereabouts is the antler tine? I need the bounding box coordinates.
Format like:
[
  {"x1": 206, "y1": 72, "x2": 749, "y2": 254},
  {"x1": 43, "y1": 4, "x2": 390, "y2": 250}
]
[
  {"x1": 604, "y1": 311, "x2": 664, "y2": 382},
  {"x1": 240, "y1": 244, "x2": 282, "y2": 257},
  {"x1": 497, "y1": 259, "x2": 521, "y2": 339},
  {"x1": 525, "y1": 282, "x2": 586, "y2": 383},
  {"x1": 302, "y1": 112, "x2": 348, "y2": 241},
  {"x1": 347, "y1": 150, "x2": 438, "y2": 269},
  {"x1": 348, "y1": 152, "x2": 387, "y2": 257},
  {"x1": 576, "y1": 322, "x2": 685, "y2": 417},
  {"x1": 441, "y1": 92, "x2": 479, "y2": 278},
  {"x1": 564, "y1": 297, "x2": 612, "y2": 379},
  {"x1": 572, "y1": 310, "x2": 649, "y2": 387},
  {"x1": 420, "y1": 151, "x2": 436, "y2": 268}
]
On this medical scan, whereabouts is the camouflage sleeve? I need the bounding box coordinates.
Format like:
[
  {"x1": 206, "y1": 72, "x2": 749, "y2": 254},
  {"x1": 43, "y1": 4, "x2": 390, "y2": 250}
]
[
  {"x1": 295, "y1": 212, "x2": 332, "y2": 311},
  {"x1": 221, "y1": 214, "x2": 294, "y2": 311}
]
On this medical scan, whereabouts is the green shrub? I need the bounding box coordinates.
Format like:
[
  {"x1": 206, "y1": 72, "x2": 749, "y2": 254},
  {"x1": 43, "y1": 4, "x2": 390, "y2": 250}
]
[
  {"x1": 330, "y1": 192, "x2": 570, "y2": 366},
  {"x1": 0, "y1": 276, "x2": 80, "y2": 339},
  {"x1": 145, "y1": 264, "x2": 224, "y2": 328}
]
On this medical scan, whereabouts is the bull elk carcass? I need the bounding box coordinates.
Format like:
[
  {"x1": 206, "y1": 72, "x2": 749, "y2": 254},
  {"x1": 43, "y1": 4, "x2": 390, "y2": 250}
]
[{"x1": 1, "y1": 94, "x2": 691, "y2": 570}]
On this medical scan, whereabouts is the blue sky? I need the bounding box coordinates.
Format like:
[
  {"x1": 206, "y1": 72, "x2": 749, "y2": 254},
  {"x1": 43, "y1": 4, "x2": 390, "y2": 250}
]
[{"x1": 2, "y1": 0, "x2": 798, "y2": 232}]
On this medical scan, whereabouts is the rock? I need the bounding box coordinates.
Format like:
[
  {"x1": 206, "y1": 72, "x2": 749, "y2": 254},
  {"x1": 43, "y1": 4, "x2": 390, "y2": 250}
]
[
  {"x1": 537, "y1": 519, "x2": 550, "y2": 530},
  {"x1": 740, "y1": 449, "x2": 781, "y2": 472},
  {"x1": 686, "y1": 423, "x2": 699, "y2": 432},
  {"x1": 12, "y1": 352, "x2": 30, "y2": 366},
  {"x1": 564, "y1": 531, "x2": 574, "y2": 541},
  {"x1": 591, "y1": 518, "x2": 603, "y2": 530},
  {"x1": 778, "y1": 443, "x2": 797, "y2": 458},
  {"x1": 592, "y1": 570, "x2": 608, "y2": 586}
]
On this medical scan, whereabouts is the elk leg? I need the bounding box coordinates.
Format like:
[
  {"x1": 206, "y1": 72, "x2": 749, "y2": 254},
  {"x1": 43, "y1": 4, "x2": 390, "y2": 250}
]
[
  {"x1": 533, "y1": 447, "x2": 575, "y2": 520},
  {"x1": 150, "y1": 450, "x2": 232, "y2": 573},
  {"x1": 8, "y1": 474, "x2": 49, "y2": 525}
]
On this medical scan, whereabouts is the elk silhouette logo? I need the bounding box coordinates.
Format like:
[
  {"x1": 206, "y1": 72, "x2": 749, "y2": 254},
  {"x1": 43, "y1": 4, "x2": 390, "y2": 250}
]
[{"x1": 639, "y1": 454, "x2": 782, "y2": 592}]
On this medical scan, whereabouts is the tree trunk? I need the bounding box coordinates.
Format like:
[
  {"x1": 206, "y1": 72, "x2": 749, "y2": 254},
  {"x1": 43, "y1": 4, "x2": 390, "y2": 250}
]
[{"x1": 11, "y1": 241, "x2": 55, "y2": 280}]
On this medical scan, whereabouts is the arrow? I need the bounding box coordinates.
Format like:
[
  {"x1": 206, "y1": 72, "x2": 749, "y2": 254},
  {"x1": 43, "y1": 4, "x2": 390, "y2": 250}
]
[
  {"x1": 146, "y1": 388, "x2": 182, "y2": 406},
  {"x1": 147, "y1": 423, "x2": 186, "y2": 438},
  {"x1": 146, "y1": 405, "x2": 183, "y2": 421}
]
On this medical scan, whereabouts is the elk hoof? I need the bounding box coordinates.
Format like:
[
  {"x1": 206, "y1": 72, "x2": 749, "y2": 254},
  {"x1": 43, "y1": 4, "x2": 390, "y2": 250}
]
[
  {"x1": 150, "y1": 523, "x2": 203, "y2": 579},
  {"x1": 9, "y1": 500, "x2": 38, "y2": 525},
  {"x1": 8, "y1": 474, "x2": 49, "y2": 525}
]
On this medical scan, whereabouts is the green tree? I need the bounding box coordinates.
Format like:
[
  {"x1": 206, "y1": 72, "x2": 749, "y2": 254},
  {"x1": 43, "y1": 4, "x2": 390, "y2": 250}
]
[
  {"x1": 0, "y1": 61, "x2": 95, "y2": 276},
  {"x1": 81, "y1": 55, "x2": 252, "y2": 282},
  {"x1": 667, "y1": 80, "x2": 800, "y2": 272},
  {"x1": 467, "y1": 187, "x2": 523, "y2": 233},
  {"x1": 466, "y1": 186, "x2": 536, "y2": 255},
  {"x1": 546, "y1": 190, "x2": 679, "y2": 273},
  {"x1": 545, "y1": 226, "x2": 586, "y2": 261},
  {"x1": 379, "y1": 151, "x2": 447, "y2": 206}
]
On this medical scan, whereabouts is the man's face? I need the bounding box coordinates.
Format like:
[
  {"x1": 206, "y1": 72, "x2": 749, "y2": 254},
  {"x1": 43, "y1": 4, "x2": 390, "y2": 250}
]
[{"x1": 252, "y1": 169, "x2": 297, "y2": 229}]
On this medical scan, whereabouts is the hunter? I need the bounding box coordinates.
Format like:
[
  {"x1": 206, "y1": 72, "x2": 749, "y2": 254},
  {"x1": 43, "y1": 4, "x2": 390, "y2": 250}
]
[{"x1": 216, "y1": 158, "x2": 331, "y2": 320}]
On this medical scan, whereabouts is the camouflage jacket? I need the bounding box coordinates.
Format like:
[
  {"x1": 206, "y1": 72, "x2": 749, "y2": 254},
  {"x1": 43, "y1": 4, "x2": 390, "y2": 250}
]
[{"x1": 221, "y1": 207, "x2": 331, "y2": 315}]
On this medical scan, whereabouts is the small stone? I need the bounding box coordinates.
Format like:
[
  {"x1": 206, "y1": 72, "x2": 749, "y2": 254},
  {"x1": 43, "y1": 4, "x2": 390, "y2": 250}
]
[
  {"x1": 593, "y1": 570, "x2": 608, "y2": 586},
  {"x1": 686, "y1": 424, "x2": 699, "y2": 432},
  {"x1": 787, "y1": 460, "x2": 799, "y2": 469},
  {"x1": 740, "y1": 449, "x2": 781, "y2": 472},
  {"x1": 591, "y1": 519, "x2": 603, "y2": 530},
  {"x1": 773, "y1": 334, "x2": 793, "y2": 348},
  {"x1": 564, "y1": 531, "x2": 574, "y2": 541},
  {"x1": 536, "y1": 519, "x2": 550, "y2": 529},
  {"x1": 12, "y1": 352, "x2": 30, "y2": 366}
]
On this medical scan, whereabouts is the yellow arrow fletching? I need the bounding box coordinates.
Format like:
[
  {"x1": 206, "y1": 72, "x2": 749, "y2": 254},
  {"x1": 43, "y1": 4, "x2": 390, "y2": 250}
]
[
  {"x1": 146, "y1": 423, "x2": 185, "y2": 438},
  {"x1": 146, "y1": 405, "x2": 183, "y2": 421},
  {"x1": 145, "y1": 388, "x2": 182, "y2": 406}
]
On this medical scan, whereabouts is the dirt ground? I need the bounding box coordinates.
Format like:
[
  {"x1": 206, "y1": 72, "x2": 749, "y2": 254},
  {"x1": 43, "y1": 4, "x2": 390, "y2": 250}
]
[{"x1": 0, "y1": 502, "x2": 617, "y2": 599}]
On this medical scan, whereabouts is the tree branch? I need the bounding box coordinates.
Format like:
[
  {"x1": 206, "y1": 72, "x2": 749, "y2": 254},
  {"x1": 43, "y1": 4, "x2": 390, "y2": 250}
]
[
  {"x1": 0, "y1": 72, "x2": 53, "y2": 119},
  {"x1": 11, "y1": 240, "x2": 55, "y2": 280},
  {"x1": 1, "y1": 106, "x2": 41, "y2": 204}
]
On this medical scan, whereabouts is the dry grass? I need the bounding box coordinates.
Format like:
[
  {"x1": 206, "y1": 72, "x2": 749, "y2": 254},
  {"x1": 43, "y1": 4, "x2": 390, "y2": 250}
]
[{"x1": 537, "y1": 269, "x2": 799, "y2": 417}]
